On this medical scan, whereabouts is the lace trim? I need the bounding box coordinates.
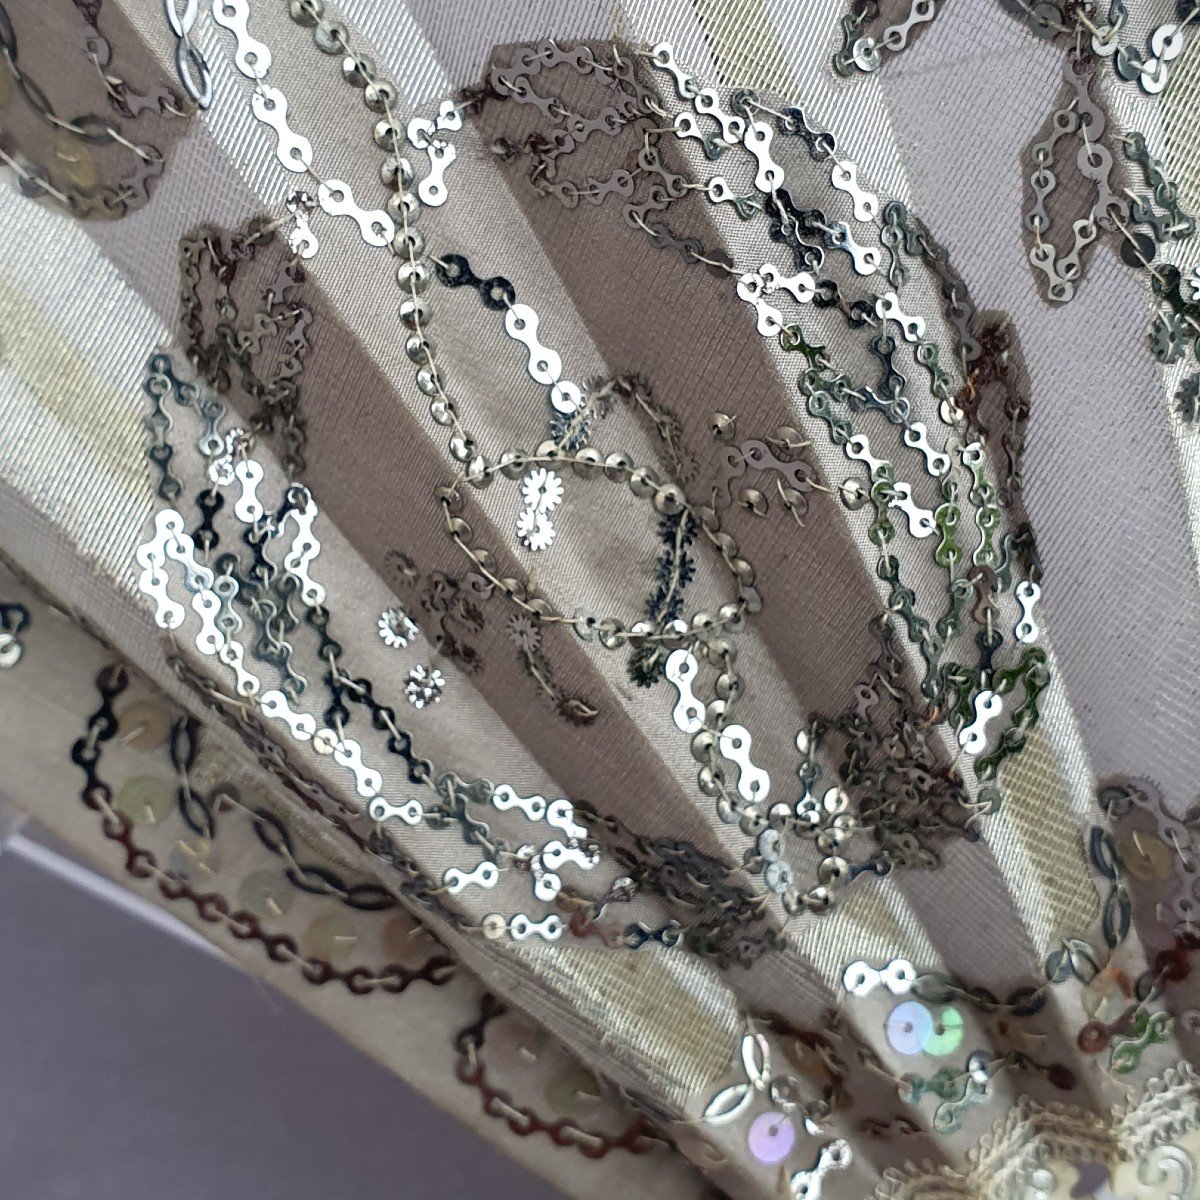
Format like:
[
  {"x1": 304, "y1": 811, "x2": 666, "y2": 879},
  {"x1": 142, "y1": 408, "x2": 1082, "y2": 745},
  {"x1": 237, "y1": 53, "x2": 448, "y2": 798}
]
[{"x1": 877, "y1": 1064, "x2": 1200, "y2": 1199}]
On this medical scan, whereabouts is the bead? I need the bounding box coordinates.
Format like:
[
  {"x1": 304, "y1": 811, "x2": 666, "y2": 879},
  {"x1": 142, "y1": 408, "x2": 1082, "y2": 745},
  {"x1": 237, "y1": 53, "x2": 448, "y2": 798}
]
[
  {"x1": 627, "y1": 620, "x2": 653, "y2": 644},
  {"x1": 313, "y1": 19, "x2": 348, "y2": 53},
  {"x1": 373, "y1": 119, "x2": 403, "y2": 151},
  {"x1": 405, "y1": 334, "x2": 434, "y2": 365},
  {"x1": 711, "y1": 412, "x2": 737, "y2": 441},
  {"x1": 886, "y1": 1000, "x2": 933, "y2": 1055},
  {"x1": 711, "y1": 531, "x2": 736, "y2": 558},
  {"x1": 237, "y1": 869, "x2": 294, "y2": 918},
  {"x1": 364, "y1": 80, "x2": 398, "y2": 113},
  {"x1": 393, "y1": 227, "x2": 425, "y2": 257},
  {"x1": 572, "y1": 448, "x2": 601, "y2": 477},
  {"x1": 55, "y1": 132, "x2": 95, "y2": 188},
  {"x1": 764, "y1": 860, "x2": 793, "y2": 892},
  {"x1": 628, "y1": 466, "x2": 659, "y2": 497},
  {"x1": 840, "y1": 478, "x2": 869, "y2": 508},
  {"x1": 1120, "y1": 229, "x2": 1156, "y2": 268},
  {"x1": 817, "y1": 855, "x2": 848, "y2": 884},
  {"x1": 758, "y1": 825, "x2": 787, "y2": 864},
  {"x1": 715, "y1": 671, "x2": 740, "y2": 700},
  {"x1": 718, "y1": 602, "x2": 744, "y2": 630},
  {"x1": 465, "y1": 457, "x2": 491, "y2": 487},
  {"x1": 739, "y1": 809, "x2": 766, "y2": 836},
  {"x1": 399, "y1": 296, "x2": 430, "y2": 330},
  {"x1": 571, "y1": 608, "x2": 597, "y2": 640},
  {"x1": 397, "y1": 257, "x2": 429, "y2": 291},
  {"x1": 166, "y1": 836, "x2": 220, "y2": 882},
  {"x1": 417, "y1": 367, "x2": 442, "y2": 398},
  {"x1": 117, "y1": 700, "x2": 171, "y2": 750},
  {"x1": 740, "y1": 488, "x2": 767, "y2": 516},
  {"x1": 115, "y1": 775, "x2": 174, "y2": 825},
  {"x1": 301, "y1": 912, "x2": 358, "y2": 966},
  {"x1": 768, "y1": 802, "x2": 791, "y2": 828},
  {"x1": 381, "y1": 155, "x2": 415, "y2": 191},
  {"x1": 654, "y1": 482, "x2": 686, "y2": 515},
  {"x1": 1116, "y1": 830, "x2": 1172, "y2": 880},
  {"x1": 342, "y1": 53, "x2": 375, "y2": 86},
  {"x1": 923, "y1": 1006, "x2": 964, "y2": 1056},
  {"x1": 288, "y1": 0, "x2": 322, "y2": 26},
  {"x1": 388, "y1": 189, "x2": 422, "y2": 223},
  {"x1": 747, "y1": 1112, "x2": 795, "y2": 1164},
  {"x1": 603, "y1": 452, "x2": 633, "y2": 481},
  {"x1": 499, "y1": 451, "x2": 527, "y2": 479}
]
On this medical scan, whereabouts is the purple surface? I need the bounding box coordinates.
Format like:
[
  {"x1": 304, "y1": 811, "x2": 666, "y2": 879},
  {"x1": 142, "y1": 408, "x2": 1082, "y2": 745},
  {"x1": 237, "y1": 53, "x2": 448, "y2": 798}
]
[{"x1": 0, "y1": 840, "x2": 567, "y2": 1200}]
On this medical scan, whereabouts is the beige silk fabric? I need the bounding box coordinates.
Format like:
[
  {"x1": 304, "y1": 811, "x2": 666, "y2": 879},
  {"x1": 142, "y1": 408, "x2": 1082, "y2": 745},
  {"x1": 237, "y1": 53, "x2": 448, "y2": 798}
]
[{"x1": 3, "y1": 1, "x2": 1200, "y2": 1199}]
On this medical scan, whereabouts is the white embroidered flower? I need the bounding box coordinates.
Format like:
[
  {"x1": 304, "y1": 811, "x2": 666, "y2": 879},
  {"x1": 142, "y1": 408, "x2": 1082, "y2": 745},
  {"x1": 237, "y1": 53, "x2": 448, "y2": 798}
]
[
  {"x1": 207, "y1": 454, "x2": 236, "y2": 487},
  {"x1": 404, "y1": 664, "x2": 445, "y2": 708},
  {"x1": 378, "y1": 605, "x2": 419, "y2": 648},
  {"x1": 1186, "y1": 266, "x2": 1200, "y2": 303},
  {"x1": 207, "y1": 427, "x2": 251, "y2": 486},
  {"x1": 521, "y1": 467, "x2": 564, "y2": 513},
  {"x1": 516, "y1": 506, "x2": 556, "y2": 552}
]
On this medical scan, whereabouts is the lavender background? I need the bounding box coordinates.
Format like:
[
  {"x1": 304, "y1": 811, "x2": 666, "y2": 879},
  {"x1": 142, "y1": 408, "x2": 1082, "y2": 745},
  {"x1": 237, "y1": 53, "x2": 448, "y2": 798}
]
[{"x1": 0, "y1": 830, "x2": 567, "y2": 1200}]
